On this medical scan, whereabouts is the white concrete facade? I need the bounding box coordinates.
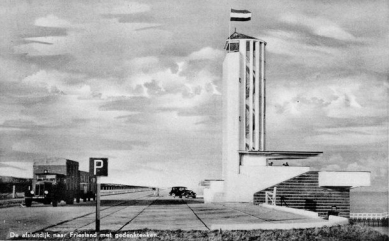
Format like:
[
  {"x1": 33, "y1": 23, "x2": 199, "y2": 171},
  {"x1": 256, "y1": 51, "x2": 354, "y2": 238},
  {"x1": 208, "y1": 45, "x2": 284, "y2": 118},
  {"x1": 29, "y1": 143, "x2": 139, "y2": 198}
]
[
  {"x1": 224, "y1": 166, "x2": 310, "y2": 202},
  {"x1": 221, "y1": 36, "x2": 269, "y2": 199},
  {"x1": 203, "y1": 180, "x2": 225, "y2": 203},
  {"x1": 222, "y1": 52, "x2": 241, "y2": 180},
  {"x1": 204, "y1": 32, "x2": 370, "y2": 204},
  {"x1": 218, "y1": 33, "x2": 315, "y2": 203},
  {"x1": 319, "y1": 171, "x2": 371, "y2": 187}
]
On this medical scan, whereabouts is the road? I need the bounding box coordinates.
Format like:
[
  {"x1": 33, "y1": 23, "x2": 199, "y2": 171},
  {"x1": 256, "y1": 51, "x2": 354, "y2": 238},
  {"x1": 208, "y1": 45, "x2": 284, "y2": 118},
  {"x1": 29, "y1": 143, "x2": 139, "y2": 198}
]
[
  {"x1": 1, "y1": 190, "x2": 327, "y2": 240},
  {"x1": 0, "y1": 191, "x2": 154, "y2": 240}
]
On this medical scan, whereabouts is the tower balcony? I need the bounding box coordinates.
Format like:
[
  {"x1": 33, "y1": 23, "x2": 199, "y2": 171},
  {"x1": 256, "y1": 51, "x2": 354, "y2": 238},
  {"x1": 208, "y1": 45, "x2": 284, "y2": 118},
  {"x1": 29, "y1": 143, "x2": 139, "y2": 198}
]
[
  {"x1": 319, "y1": 171, "x2": 371, "y2": 188},
  {"x1": 239, "y1": 150, "x2": 323, "y2": 166}
]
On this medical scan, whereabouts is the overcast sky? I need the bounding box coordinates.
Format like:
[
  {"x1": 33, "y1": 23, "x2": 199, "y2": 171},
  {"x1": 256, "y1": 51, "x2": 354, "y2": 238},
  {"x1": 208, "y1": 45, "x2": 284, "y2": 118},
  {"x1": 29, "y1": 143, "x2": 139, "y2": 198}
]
[{"x1": 0, "y1": 0, "x2": 387, "y2": 191}]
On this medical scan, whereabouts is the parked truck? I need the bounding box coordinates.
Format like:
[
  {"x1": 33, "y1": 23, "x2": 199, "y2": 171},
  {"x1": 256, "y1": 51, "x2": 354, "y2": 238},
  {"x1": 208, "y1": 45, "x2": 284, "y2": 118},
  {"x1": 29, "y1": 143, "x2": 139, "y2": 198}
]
[
  {"x1": 79, "y1": 170, "x2": 96, "y2": 202},
  {"x1": 25, "y1": 158, "x2": 96, "y2": 207}
]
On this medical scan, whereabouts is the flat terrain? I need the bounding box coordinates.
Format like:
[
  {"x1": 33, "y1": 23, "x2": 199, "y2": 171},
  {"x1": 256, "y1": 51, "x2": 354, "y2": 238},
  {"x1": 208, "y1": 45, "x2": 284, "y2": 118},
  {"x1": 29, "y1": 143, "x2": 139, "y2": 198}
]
[{"x1": 1, "y1": 190, "x2": 326, "y2": 240}]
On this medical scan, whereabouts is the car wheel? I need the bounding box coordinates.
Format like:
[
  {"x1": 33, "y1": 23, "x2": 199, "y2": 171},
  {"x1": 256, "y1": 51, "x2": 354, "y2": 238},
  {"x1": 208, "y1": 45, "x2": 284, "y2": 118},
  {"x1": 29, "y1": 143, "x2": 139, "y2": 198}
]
[
  {"x1": 67, "y1": 197, "x2": 74, "y2": 205},
  {"x1": 25, "y1": 199, "x2": 32, "y2": 207},
  {"x1": 172, "y1": 193, "x2": 176, "y2": 198}
]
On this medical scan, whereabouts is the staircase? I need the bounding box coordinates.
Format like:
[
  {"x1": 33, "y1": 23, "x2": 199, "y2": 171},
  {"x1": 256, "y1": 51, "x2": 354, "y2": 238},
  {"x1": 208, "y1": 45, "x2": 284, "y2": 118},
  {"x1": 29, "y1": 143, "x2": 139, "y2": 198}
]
[{"x1": 253, "y1": 171, "x2": 351, "y2": 218}]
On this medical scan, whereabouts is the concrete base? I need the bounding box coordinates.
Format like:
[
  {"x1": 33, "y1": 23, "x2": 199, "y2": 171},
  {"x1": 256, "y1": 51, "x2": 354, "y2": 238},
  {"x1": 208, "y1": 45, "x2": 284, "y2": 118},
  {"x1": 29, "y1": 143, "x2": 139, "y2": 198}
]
[
  {"x1": 260, "y1": 204, "x2": 320, "y2": 218},
  {"x1": 204, "y1": 180, "x2": 225, "y2": 203},
  {"x1": 204, "y1": 188, "x2": 224, "y2": 203},
  {"x1": 211, "y1": 215, "x2": 349, "y2": 230},
  {"x1": 210, "y1": 202, "x2": 348, "y2": 231}
]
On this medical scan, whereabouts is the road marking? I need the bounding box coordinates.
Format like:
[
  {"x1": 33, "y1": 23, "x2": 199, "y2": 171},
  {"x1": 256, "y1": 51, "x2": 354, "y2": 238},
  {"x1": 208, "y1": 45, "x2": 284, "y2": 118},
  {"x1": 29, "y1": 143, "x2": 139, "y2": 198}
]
[
  {"x1": 116, "y1": 198, "x2": 159, "y2": 231},
  {"x1": 182, "y1": 198, "x2": 210, "y2": 230},
  {"x1": 33, "y1": 192, "x2": 153, "y2": 233}
]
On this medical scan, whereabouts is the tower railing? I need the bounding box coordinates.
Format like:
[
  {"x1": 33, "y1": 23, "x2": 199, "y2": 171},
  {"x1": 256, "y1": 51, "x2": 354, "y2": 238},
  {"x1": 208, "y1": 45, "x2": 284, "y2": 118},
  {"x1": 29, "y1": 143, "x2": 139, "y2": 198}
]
[
  {"x1": 350, "y1": 212, "x2": 389, "y2": 227},
  {"x1": 350, "y1": 212, "x2": 389, "y2": 220}
]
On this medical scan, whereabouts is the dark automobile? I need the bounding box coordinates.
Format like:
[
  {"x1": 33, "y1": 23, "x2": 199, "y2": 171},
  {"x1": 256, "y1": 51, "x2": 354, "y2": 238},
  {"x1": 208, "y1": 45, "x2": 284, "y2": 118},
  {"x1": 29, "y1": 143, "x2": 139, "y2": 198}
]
[
  {"x1": 169, "y1": 186, "x2": 187, "y2": 198},
  {"x1": 183, "y1": 190, "x2": 196, "y2": 198},
  {"x1": 25, "y1": 174, "x2": 68, "y2": 207}
]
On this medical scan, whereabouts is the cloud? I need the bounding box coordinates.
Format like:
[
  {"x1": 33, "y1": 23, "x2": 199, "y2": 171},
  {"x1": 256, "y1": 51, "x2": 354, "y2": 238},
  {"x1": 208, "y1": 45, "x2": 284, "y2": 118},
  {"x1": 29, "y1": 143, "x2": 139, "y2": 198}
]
[
  {"x1": 346, "y1": 162, "x2": 366, "y2": 172},
  {"x1": 267, "y1": 73, "x2": 387, "y2": 129},
  {"x1": 323, "y1": 76, "x2": 388, "y2": 119},
  {"x1": 305, "y1": 126, "x2": 387, "y2": 146},
  {"x1": 15, "y1": 13, "x2": 170, "y2": 78},
  {"x1": 0, "y1": 162, "x2": 33, "y2": 178},
  {"x1": 19, "y1": 27, "x2": 69, "y2": 39},
  {"x1": 321, "y1": 164, "x2": 341, "y2": 171},
  {"x1": 99, "y1": 96, "x2": 152, "y2": 112},
  {"x1": 116, "y1": 112, "x2": 156, "y2": 125},
  {"x1": 144, "y1": 80, "x2": 164, "y2": 96},
  {"x1": 15, "y1": 36, "x2": 72, "y2": 56},
  {"x1": 187, "y1": 47, "x2": 224, "y2": 60},
  {"x1": 0, "y1": 162, "x2": 26, "y2": 171},
  {"x1": 280, "y1": 13, "x2": 355, "y2": 41},
  {"x1": 12, "y1": 137, "x2": 148, "y2": 153},
  {"x1": 263, "y1": 30, "x2": 342, "y2": 69},
  {"x1": 346, "y1": 156, "x2": 388, "y2": 180},
  {"x1": 1, "y1": 119, "x2": 41, "y2": 129},
  {"x1": 96, "y1": 1, "x2": 150, "y2": 15},
  {"x1": 35, "y1": 14, "x2": 72, "y2": 28}
]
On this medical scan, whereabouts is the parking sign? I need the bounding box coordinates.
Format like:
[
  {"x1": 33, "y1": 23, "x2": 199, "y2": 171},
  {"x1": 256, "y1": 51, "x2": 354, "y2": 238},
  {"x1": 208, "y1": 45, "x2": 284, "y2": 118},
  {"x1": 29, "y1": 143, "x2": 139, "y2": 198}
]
[{"x1": 89, "y1": 158, "x2": 108, "y2": 176}]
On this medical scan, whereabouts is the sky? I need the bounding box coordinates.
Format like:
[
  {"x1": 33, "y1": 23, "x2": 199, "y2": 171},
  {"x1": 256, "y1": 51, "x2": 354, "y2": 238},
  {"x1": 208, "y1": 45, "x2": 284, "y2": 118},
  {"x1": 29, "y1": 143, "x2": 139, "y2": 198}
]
[{"x1": 0, "y1": 0, "x2": 388, "y2": 191}]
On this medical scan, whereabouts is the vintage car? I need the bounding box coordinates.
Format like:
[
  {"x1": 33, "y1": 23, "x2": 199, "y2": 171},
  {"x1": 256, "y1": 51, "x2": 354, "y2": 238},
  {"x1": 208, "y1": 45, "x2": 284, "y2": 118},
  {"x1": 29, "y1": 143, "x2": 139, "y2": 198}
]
[
  {"x1": 169, "y1": 186, "x2": 187, "y2": 198},
  {"x1": 183, "y1": 190, "x2": 196, "y2": 198}
]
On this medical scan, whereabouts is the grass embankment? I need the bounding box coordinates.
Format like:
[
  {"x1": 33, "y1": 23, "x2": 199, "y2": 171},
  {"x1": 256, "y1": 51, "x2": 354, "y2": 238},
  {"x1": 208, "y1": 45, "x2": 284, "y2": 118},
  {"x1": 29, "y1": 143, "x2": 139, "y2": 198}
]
[
  {"x1": 0, "y1": 198, "x2": 23, "y2": 208},
  {"x1": 9, "y1": 225, "x2": 389, "y2": 241}
]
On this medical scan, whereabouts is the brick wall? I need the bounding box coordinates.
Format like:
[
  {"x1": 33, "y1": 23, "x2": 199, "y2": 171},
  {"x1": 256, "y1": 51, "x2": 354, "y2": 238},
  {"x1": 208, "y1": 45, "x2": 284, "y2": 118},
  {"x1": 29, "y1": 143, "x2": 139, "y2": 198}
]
[{"x1": 253, "y1": 171, "x2": 351, "y2": 218}]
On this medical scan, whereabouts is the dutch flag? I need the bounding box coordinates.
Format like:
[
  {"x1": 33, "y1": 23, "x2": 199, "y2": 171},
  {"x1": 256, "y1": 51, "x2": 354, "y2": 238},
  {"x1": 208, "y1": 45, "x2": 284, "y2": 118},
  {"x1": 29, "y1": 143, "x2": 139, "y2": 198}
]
[{"x1": 230, "y1": 9, "x2": 251, "y2": 21}]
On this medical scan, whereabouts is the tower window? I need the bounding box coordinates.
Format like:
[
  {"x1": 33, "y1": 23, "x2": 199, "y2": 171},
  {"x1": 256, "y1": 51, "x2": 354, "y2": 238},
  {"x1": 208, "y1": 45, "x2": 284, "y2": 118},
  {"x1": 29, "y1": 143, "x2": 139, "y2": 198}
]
[{"x1": 225, "y1": 42, "x2": 239, "y2": 52}]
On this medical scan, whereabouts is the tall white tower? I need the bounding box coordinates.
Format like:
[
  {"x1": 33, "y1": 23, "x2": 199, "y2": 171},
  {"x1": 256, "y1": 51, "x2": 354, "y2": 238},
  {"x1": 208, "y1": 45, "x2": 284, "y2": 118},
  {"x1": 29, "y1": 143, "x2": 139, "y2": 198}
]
[
  {"x1": 222, "y1": 32, "x2": 267, "y2": 180},
  {"x1": 202, "y1": 31, "x2": 365, "y2": 204}
]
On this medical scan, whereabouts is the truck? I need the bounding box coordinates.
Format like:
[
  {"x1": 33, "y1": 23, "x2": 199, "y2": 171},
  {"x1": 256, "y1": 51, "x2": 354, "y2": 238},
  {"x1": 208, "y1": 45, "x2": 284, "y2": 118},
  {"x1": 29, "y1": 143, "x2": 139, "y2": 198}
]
[
  {"x1": 25, "y1": 158, "x2": 95, "y2": 207},
  {"x1": 79, "y1": 170, "x2": 96, "y2": 202}
]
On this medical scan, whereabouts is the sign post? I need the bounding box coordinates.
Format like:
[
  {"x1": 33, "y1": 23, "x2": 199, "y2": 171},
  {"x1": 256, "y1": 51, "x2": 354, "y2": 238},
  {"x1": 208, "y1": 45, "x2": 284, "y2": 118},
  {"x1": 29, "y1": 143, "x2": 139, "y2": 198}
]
[
  {"x1": 96, "y1": 176, "x2": 100, "y2": 231},
  {"x1": 90, "y1": 158, "x2": 108, "y2": 233}
]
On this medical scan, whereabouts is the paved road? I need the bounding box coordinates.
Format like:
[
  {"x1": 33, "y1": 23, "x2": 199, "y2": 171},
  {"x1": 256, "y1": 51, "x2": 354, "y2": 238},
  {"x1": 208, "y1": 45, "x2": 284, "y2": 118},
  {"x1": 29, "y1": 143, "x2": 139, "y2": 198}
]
[
  {"x1": 1, "y1": 191, "x2": 154, "y2": 240},
  {"x1": 1, "y1": 190, "x2": 326, "y2": 240}
]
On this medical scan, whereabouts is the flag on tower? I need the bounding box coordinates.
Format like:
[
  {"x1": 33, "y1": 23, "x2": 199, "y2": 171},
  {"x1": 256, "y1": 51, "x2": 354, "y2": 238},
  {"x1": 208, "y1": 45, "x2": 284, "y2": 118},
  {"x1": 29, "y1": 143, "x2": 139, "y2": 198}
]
[{"x1": 230, "y1": 9, "x2": 251, "y2": 21}]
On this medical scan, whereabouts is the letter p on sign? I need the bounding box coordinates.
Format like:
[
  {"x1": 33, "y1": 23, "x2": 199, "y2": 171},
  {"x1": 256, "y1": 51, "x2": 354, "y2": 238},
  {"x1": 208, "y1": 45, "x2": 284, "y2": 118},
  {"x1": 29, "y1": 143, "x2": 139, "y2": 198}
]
[{"x1": 90, "y1": 158, "x2": 108, "y2": 176}]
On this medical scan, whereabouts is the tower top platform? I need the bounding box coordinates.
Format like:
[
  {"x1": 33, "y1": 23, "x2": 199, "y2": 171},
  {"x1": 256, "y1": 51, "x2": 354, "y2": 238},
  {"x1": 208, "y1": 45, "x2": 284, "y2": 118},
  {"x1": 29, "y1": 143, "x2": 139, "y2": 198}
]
[{"x1": 227, "y1": 31, "x2": 266, "y2": 43}]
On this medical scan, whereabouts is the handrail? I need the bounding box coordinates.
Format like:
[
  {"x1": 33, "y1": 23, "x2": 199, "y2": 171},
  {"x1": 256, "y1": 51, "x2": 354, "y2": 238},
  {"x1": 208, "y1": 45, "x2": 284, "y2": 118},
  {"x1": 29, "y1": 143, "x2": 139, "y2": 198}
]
[
  {"x1": 350, "y1": 212, "x2": 389, "y2": 219},
  {"x1": 265, "y1": 187, "x2": 276, "y2": 205}
]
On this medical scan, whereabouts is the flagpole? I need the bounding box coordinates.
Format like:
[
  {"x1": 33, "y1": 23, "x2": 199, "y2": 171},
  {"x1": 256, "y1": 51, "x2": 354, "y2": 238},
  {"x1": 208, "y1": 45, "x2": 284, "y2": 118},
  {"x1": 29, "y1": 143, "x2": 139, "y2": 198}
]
[
  {"x1": 229, "y1": 9, "x2": 251, "y2": 52},
  {"x1": 229, "y1": 8, "x2": 231, "y2": 53}
]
